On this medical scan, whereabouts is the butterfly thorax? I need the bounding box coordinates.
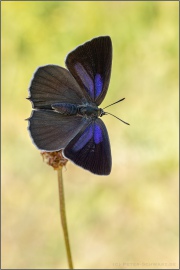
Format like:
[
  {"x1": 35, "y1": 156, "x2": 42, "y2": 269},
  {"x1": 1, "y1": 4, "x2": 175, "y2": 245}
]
[
  {"x1": 52, "y1": 102, "x2": 104, "y2": 118},
  {"x1": 78, "y1": 104, "x2": 104, "y2": 118}
]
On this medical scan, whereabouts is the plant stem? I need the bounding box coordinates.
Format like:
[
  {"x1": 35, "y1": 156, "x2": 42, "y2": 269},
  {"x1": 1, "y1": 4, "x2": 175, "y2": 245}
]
[{"x1": 57, "y1": 167, "x2": 74, "y2": 269}]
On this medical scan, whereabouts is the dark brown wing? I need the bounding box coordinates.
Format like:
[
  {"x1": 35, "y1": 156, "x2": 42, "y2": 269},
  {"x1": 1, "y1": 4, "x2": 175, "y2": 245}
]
[
  {"x1": 28, "y1": 110, "x2": 90, "y2": 151},
  {"x1": 28, "y1": 65, "x2": 86, "y2": 109},
  {"x1": 65, "y1": 36, "x2": 112, "y2": 106}
]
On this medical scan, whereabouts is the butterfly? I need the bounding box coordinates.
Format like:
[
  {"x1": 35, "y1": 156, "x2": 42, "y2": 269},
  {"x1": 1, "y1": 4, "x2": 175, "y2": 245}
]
[{"x1": 27, "y1": 36, "x2": 128, "y2": 175}]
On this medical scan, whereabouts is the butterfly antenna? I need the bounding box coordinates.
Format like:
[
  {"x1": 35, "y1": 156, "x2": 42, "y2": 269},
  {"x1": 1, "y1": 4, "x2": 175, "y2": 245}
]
[
  {"x1": 103, "y1": 98, "x2": 125, "y2": 109},
  {"x1": 104, "y1": 112, "x2": 130, "y2": 125}
]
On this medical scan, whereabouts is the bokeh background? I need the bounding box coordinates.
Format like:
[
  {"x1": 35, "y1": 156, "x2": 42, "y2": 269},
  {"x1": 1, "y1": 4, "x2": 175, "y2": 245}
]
[{"x1": 2, "y1": 1, "x2": 178, "y2": 269}]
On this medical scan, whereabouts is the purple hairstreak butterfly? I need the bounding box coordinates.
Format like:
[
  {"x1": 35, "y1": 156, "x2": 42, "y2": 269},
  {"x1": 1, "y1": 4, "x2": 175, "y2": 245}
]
[{"x1": 27, "y1": 36, "x2": 129, "y2": 175}]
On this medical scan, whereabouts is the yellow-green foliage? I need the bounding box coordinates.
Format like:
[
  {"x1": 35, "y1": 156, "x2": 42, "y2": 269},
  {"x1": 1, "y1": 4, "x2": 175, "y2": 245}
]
[{"x1": 2, "y1": 1, "x2": 178, "y2": 269}]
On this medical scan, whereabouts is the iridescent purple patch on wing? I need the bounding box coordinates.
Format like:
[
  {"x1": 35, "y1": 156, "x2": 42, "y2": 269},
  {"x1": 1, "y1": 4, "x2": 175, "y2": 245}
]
[
  {"x1": 94, "y1": 123, "x2": 103, "y2": 144},
  {"x1": 72, "y1": 124, "x2": 93, "y2": 151},
  {"x1": 74, "y1": 63, "x2": 94, "y2": 99},
  {"x1": 95, "y1": 74, "x2": 103, "y2": 99}
]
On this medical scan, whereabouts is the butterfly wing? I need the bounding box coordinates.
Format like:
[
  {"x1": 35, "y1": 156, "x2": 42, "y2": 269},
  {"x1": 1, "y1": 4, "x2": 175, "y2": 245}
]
[
  {"x1": 64, "y1": 118, "x2": 112, "y2": 175},
  {"x1": 28, "y1": 65, "x2": 86, "y2": 109},
  {"x1": 28, "y1": 110, "x2": 90, "y2": 151},
  {"x1": 66, "y1": 36, "x2": 112, "y2": 106}
]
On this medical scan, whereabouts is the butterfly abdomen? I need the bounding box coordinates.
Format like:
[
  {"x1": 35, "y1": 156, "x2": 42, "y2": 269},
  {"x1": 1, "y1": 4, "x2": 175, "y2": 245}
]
[
  {"x1": 51, "y1": 103, "x2": 102, "y2": 118},
  {"x1": 52, "y1": 103, "x2": 78, "y2": 115}
]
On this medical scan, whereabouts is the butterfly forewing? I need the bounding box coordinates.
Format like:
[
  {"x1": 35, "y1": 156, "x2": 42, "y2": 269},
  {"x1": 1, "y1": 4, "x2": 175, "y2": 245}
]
[
  {"x1": 64, "y1": 118, "x2": 112, "y2": 175},
  {"x1": 66, "y1": 36, "x2": 112, "y2": 106}
]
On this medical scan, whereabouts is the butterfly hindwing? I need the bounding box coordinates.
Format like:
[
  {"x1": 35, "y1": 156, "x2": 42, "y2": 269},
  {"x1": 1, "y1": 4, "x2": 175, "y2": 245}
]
[
  {"x1": 64, "y1": 118, "x2": 112, "y2": 175},
  {"x1": 66, "y1": 36, "x2": 112, "y2": 106},
  {"x1": 28, "y1": 65, "x2": 85, "y2": 109},
  {"x1": 28, "y1": 110, "x2": 89, "y2": 151}
]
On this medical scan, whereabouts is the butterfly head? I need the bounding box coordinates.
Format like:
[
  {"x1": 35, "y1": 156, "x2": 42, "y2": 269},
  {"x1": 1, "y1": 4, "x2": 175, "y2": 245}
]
[{"x1": 99, "y1": 108, "x2": 106, "y2": 118}]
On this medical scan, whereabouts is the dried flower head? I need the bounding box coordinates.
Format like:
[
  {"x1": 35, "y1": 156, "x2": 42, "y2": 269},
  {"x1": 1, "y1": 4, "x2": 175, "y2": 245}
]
[{"x1": 41, "y1": 150, "x2": 68, "y2": 170}]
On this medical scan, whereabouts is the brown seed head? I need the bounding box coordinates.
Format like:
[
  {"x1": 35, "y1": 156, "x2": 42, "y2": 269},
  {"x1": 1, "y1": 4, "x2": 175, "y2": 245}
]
[{"x1": 41, "y1": 150, "x2": 68, "y2": 170}]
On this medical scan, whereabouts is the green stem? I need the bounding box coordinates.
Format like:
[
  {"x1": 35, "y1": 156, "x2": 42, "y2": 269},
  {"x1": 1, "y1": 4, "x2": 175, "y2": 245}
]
[{"x1": 57, "y1": 167, "x2": 74, "y2": 269}]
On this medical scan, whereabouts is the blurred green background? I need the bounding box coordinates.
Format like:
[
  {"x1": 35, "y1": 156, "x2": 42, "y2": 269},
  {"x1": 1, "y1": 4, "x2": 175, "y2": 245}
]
[{"x1": 2, "y1": 1, "x2": 178, "y2": 269}]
